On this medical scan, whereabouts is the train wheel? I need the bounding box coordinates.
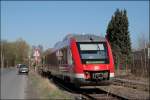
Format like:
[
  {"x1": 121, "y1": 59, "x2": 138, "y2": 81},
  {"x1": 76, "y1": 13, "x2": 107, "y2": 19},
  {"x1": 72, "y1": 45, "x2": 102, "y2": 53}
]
[{"x1": 48, "y1": 72, "x2": 52, "y2": 79}]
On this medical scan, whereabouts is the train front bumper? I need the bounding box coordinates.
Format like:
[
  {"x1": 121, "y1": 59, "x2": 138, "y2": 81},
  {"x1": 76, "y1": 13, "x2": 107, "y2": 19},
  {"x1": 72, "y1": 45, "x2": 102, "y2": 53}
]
[
  {"x1": 73, "y1": 72, "x2": 114, "y2": 86},
  {"x1": 73, "y1": 78, "x2": 114, "y2": 86}
]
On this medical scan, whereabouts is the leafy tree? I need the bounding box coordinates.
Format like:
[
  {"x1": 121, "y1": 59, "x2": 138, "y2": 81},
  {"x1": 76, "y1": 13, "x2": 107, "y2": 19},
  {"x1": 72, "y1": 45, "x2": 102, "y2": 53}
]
[
  {"x1": 0, "y1": 38, "x2": 30, "y2": 68},
  {"x1": 1, "y1": 40, "x2": 16, "y2": 67},
  {"x1": 1, "y1": 40, "x2": 8, "y2": 68},
  {"x1": 14, "y1": 38, "x2": 30, "y2": 64},
  {"x1": 106, "y1": 9, "x2": 132, "y2": 70}
]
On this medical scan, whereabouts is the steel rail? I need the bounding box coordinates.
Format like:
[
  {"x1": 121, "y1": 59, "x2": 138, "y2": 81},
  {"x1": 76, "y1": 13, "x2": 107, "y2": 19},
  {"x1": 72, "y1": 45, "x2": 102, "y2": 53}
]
[{"x1": 50, "y1": 77, "x2": 128, "y2": 100}]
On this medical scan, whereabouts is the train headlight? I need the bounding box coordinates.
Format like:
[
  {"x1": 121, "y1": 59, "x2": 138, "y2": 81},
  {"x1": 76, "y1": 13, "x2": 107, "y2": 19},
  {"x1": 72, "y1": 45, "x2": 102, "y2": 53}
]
[{"x1": 94, "y1": 66, "x2": 99, "y2": 70}]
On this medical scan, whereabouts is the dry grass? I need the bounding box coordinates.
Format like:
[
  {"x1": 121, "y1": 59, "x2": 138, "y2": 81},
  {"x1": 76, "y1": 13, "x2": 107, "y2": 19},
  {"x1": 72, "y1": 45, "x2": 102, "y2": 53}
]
[
  {"x1": 28, "y1": 70, "x2": 74, "y2": 99},
  {"x1": 115, "y1": 70, "x2": 149, "y2": 83},
  {"x1": 99, "y1": 85, "x2": 150, "y2": 100}
]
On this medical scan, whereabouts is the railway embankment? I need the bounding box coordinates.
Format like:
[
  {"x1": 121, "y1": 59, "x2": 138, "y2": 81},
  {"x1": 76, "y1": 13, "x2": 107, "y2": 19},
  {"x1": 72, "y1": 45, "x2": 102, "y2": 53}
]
[
  {"x1": 97, "y1": 84, "x2": 149, "y2": 100},
  {"x1": 26, "y1": 69, "x2": 74, "y2": 99},
  {"x1": 114, "y1": 71, "x2": 149, "y2": 92},
  {"x1": 26, "y1": 68, "x2": 149, "y2": 100}
]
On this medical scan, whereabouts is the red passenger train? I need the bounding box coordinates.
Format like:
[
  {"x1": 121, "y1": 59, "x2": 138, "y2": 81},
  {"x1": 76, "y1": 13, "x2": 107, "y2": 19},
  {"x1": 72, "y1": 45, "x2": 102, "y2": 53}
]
[{"x1": 43, "y1": 34, "x2": 114, "y2": 86}]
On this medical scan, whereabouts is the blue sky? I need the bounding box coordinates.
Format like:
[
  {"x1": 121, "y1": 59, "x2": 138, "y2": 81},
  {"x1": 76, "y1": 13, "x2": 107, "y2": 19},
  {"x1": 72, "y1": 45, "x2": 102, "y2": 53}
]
[{"x1": 1, "y1": 1, "x2": 149, "y2": 50}]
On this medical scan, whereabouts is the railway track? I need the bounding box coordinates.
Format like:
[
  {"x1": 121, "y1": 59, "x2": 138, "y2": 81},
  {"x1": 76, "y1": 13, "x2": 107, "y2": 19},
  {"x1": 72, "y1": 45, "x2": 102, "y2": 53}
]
[
  {"x1": 50, "y1": 77, "x2": 127, "y2": 100},
  {"x1": 112, "y1": 78, "x2": 149, "y2": 91}
]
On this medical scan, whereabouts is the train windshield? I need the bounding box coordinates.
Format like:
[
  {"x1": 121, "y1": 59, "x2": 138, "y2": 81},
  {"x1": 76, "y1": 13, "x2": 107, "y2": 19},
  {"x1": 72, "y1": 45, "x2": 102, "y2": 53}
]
[{"x1": 77, "y1": 42, "x2": 108, "y2": 64}]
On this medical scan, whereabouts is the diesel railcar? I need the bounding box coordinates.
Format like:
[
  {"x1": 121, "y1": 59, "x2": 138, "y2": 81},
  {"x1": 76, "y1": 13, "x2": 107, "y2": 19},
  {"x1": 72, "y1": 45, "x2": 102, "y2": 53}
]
[{"x1": 43, "y1": 34, "x2": 114, "y2": 86}]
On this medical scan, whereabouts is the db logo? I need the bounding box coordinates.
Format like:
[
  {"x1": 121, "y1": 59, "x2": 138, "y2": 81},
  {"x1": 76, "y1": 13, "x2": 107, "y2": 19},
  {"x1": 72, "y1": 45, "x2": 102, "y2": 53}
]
[{"x1": 94, "y1": 66, "x2": 99, "y2": 70}]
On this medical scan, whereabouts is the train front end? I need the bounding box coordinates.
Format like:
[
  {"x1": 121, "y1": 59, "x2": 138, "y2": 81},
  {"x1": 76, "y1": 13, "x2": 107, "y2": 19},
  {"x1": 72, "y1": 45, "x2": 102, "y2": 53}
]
[{"x1": 70, "y1": 35, "x2": 114, "y2": 86}]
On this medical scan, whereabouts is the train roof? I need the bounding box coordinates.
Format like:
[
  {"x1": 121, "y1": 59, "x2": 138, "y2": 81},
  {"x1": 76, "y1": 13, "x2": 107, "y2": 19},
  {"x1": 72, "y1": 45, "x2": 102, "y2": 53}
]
[
  {"x1": 63, "y1": 34, "x2": 106, "y2": 42},
  {"x1": 53, "y1": 34, "x2": 106, "y2": 52}
]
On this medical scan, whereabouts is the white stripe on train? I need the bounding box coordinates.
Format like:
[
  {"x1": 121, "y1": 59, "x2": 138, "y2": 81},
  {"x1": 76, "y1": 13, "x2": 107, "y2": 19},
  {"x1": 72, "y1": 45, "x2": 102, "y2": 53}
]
[{"x1": 75, "y1": 72, "x2": 114, "y2": 78}]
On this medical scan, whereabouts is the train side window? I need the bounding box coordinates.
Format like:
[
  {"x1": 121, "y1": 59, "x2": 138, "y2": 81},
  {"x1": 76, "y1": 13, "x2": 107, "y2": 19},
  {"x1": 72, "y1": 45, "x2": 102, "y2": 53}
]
[
  {"x1": 67, "y1": 48, "x2": 73, "y2": 65},
  {"x1": 61, "y1": 48, "x2": 67, "y2": 64},
  {"x1": 56, "y1": 50, "x2": 63, "y2": 64}
]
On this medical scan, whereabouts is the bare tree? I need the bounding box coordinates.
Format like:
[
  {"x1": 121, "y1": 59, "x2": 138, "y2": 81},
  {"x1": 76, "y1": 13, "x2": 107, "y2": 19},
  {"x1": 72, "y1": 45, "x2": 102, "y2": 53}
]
[
  {"x1": 137, "y1": 33, "x2": 149, "y2": 50},
  {"x1": 131, "y1": 32, "x2": 149, "y2": 77}
]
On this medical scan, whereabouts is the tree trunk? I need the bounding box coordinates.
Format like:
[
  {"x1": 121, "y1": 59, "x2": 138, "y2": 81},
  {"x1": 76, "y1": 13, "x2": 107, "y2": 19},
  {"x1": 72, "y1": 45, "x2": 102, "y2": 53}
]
[{"x1": 1, "y1": 50, "x2": 4, "y2": 68}]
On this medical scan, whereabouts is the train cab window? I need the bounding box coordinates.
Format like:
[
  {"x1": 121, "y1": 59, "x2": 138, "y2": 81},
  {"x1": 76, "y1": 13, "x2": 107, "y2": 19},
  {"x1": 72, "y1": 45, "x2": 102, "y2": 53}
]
[{"x1": 77, "y1": 42, "x2": 109, "y2": 64}]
